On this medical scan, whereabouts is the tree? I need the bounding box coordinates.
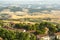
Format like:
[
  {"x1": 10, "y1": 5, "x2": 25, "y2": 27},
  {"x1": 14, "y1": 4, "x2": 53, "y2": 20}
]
[
  {"x1": 36, "y1": 30, "x2": 46, "y2": 34},
  {"x1": 14, "y1": 23, "x2": 24, "y2": 29},
  {"x1": 30, "y1": 34, "x2": 36, "y2": 40}
]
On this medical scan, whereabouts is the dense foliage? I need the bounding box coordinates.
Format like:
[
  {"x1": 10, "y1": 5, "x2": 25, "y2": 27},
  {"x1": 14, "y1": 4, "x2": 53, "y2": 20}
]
[
  {"x1": 13, "y1": 22, "x2": 59, "y2": 34},
  {"x1": 0, "y1": 28, "x2": 36, "y2": 40},
  {"x1": 0, "y1": 21, "x2": 60, "y2": 40}
]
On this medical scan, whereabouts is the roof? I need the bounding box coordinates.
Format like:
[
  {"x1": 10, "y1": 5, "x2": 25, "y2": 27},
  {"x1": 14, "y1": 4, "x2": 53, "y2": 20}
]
[
  {"x1": 37, "y1": 34, "x2": 49, "y2": 38},
  {"x1": 27, "y1": 30, "x2": 36, "y2": 33},
  {"x1": 54, "y1": 32, "x2": 60, "y2": 35},
  {"x1": 0, "y1": 37, "x2": 3, "y2": 40}
]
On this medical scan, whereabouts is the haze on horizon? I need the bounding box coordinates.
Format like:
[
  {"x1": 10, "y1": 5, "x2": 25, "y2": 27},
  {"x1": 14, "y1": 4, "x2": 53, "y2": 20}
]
[{"x1": 0, "y1": 0, "x2": 60, "y2": 5}]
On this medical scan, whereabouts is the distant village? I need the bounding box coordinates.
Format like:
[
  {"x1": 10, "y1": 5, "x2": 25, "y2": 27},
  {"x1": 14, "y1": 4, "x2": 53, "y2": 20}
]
[{"x1": 0, "y1": 8, "x2": 60, "y2": 19}]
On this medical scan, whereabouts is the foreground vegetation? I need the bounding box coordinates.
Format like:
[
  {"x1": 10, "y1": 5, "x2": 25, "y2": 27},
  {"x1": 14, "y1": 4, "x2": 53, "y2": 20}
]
[
  {"x1": 0, "y1": 20, "x2": 60, "y2": 40},
  {"x1": 0, "y1": 28, "x2": 36, "y2": 40}
]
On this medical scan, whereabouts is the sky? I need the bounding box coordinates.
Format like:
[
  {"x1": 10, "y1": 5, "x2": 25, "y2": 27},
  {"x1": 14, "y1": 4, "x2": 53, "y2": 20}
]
[{"x1": 0, "y1": 0, "x2": 60, "y2": 4}]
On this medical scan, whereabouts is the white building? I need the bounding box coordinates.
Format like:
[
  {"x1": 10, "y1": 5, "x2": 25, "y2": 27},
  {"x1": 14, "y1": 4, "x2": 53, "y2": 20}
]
[
  {"x1": 37, "y1": 34, "x2": 55, "y2": 40},
  {"x1": 55, "y1": 32, "x2": 60, "y2": 40}
]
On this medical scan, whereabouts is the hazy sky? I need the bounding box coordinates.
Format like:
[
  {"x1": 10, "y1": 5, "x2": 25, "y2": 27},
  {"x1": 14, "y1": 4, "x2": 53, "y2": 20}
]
[
  {"x1": 0, "y1": 0, "x2": 59, "y2": 1},
  {"x1": 0, "y1": 0, "x2": 60, "y2": 4}
]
